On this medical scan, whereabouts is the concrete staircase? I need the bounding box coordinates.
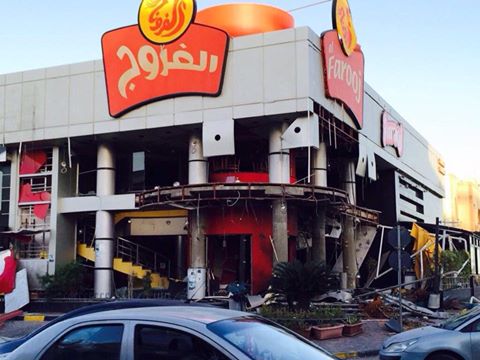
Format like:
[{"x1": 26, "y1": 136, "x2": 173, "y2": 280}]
[{"x1": 77, "y1": 242, "x2": 168, "y2": 289}]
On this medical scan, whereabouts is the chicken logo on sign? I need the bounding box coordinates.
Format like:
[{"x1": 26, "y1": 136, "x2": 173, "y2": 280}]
[
  {"x1": 102, "y1": 0, "x2": 229, "y2": 118},
  {"x1": 138, "y1": 0, "x2": 196, "y2": 44},
  {"x1": 332, "y1": 0, "x2": 357, "y2": 56}
]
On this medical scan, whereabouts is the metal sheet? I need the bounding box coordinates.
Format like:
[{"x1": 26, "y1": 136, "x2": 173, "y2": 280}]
[
  {"x1": 356, "y1": 141, "x2": 367, "y2": 177},
  {"x1": 333, "y1": 225, "x2": 378, "y2": 273},
  {"x1": 367, "y1": 144, "x2": 377, "y2": 181},
  {"x1": 355, "y1": 142, "x2": 367, "y2": 177},
  {"x1": 387, "y1": 226, "x2": 413, "y2": 249},
  {"x1": 203, "y1": 119, "x2": 235, "y2": 157},
  {"x1": 5, "y1": 269, "x2": 30, "y2": 313},
  {"x1": 0, "y1": 145, "x2": 6, "y2": 162},
  {"x1": 130, "y1": 217, "x2": 188, "y2": 236},
  {"x1": 281, "y1": 115, "x2": 320, "y2": 150}
]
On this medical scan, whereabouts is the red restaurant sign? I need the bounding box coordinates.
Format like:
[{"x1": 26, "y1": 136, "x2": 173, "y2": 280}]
[
  {"x1": 321, "y1": 30, "x2": 364, "y2": 129},
  {"x1": 382, "y1": 111, "x2": 404, "y2": 157},
  {"x1": 102, "y1": 24, "x2": 228, "y2": 118}
]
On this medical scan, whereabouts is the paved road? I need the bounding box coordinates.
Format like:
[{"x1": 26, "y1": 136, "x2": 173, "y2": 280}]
[
  {"x1": 315, "y1": 320, "x2": 388, "y2": 358},
  {"x1": 0, "y1": 321, "x2": 45, "y2": 339}
]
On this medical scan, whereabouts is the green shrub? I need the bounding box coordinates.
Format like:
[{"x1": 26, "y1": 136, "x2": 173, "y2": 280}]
[
  {"x1": 260, "y1": 305, "x2": 345, "y2": 327},
  {"x1": 39, "y1": 261, "x2": 85, "y2": 298},
  {"x1": 344, "y1": 314, "x2": 361, "y2": 325},
  {"x1": 441, "y1": 250, "x2": 471, "y2": 277},
  {"x1": 314, "y1": 305, "x2": 344, "y2": 320},
  {"x1": 270, "y1": 261, "x2": 339, "y2": 310}
]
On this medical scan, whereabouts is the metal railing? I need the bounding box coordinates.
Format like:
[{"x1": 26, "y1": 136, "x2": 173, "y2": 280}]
[
  {"x1": 442, "y1": 275, "x2": 471, "y2": 291},
  {"x1": 17, "y1": 243, "x2": 49, "y2": 259},
  {"x1": 18, "y1": 205, "x2": 51, "y2": 231},
  {"x1": 116, "y1": 237, "x2": 171, "y2": 277}
]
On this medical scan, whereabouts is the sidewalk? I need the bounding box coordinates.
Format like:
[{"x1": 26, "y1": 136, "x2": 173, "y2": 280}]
[{"x1": 313, "y1": 320, "x2": 393, "y2": 359}]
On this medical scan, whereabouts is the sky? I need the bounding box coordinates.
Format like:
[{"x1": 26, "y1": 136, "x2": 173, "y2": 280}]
[{"x1": 0, "y1": 0, "x2": 479, "y2": 179}]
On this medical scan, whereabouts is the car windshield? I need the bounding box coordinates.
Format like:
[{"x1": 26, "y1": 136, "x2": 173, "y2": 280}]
[
  {"x1": 441, "y1": 306, "x2": 480, "y2": 330},
  {"x1": 207, "y1": 317, "x2": 334, "y2": 360}
]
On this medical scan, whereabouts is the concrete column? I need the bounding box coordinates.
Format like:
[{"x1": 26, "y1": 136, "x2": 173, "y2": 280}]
[
  {"x1": 269, "y1": 123, "x2": 290, "y2": 264},
  {"x1": 342, "y1": 216, "x2": 357, "y2": 289},
  {"x1": 176, "y1": 235, "x2": 184, "y2": 279},
  {"x1": 312, "y1": 142, "x2": 328, "y2": 187},
  {"x1": 268, "y1": 123, "x2": 290, "y2": 183},
  {"x1": 188, "y1": 134, "x2": 208, "y2": 185},
  {"x1": 272, "y1": 200, "x2": 289, "y2": 263},
  {"x1": 188, "y1": 133, "x2": 207, "y2": 297},
  {"x1": 342, "y1": 160, "x2": 357, "y2": 289},
  {"x1": 190, "y1": 212, "x2": 206, "y2": 268},
  {"x1": 312, "y1": 208, "x2": 327, "y2": 263},
  {"x1": 94, "y1": 143, "x2": 115, "y2": 299},
  {"x1": 311, "y1": 142, "x2": 328, "y2": 263},
  {"x1": 343, "y1": 160, "x2": 357, "y2": 205}
]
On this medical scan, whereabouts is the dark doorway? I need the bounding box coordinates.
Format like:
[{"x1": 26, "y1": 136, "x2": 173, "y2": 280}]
[{"x1": 207, "y1": 235, "x2": 251, "y2": 293}]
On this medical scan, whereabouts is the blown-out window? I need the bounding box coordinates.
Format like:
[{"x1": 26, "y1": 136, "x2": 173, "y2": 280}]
[
  {"x1": 134, "y1": 325, "x2": 229, "y2": 360},
  {"x1": 41, "y1": 324, "x2": 124, "y2": 360}
]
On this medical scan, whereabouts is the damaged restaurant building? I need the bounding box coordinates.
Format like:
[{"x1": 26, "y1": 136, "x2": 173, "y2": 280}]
[{"x1": 0, "y1": 3, "x2": 446, "y2": 299}]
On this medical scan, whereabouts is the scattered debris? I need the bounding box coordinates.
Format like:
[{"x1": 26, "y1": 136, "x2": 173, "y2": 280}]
[
  {"x1": 383, "y1": 294, "x2": 448, "y2": 319},
  {"x1": 360, "y1": 295, "x2": 396, "y2": 319},
  {"x1": 317, "y1": 290, "x2": 353, "y2": 303},
  {"x1": 246, "y1": 295, "x2": 265, "y2": 309}
]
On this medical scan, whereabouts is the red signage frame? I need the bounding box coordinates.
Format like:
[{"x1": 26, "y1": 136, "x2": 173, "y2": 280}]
[
  {"x1": 382, "y1": 111, "x2": 404, "y2": 157},
  {"x1": 102, "y1": 23, "x2": 229, "y2": 118},
  {"x1": 321, "y1": 30, "x2": 365, "y2": 129}
]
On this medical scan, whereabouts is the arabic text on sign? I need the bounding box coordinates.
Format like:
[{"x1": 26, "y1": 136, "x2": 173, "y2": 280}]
[
  {"x1": 117, "y1": 44, "x2": 219, "y2": 99},
  {"x1": 139, "y1": 0, "x2": 195, "y2": 44}
]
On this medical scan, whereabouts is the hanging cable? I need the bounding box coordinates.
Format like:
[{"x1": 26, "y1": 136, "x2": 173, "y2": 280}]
[
  {"x1": 196, "y1": 194, "x2": 200, "y2": 240},
  {"x1": 289, "y1": 0, "x2": 332, "y2": 12},
  {"x1": 226, "y1": 191, "x2": 241, "y2": 207}
]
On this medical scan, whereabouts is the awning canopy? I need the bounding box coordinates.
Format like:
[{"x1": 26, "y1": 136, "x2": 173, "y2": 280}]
[{"x1": 0, "y1": 229, "x2": 50, "y2": 237}]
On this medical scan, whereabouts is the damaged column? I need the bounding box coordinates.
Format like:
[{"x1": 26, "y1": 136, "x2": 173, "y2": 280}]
[
  {"x1": 311, "y1": 142, "x2": 328, "y2": 263},
  {"x1": 94, "y1": 143, "x2": 115, "y2": 298},
  {"x1": 269, "y1": 123, "x2": 290, "y2": 264},
  {"x1": 342, "y1": 160, "x2": 357, "y2": 289},
  {"x1": 187, "y1": 133, "x2": 208, "y2": 299}
]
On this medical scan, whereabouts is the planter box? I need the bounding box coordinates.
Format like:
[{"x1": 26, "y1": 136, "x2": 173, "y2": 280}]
[
  {"x1": 311, "y1": 324, "x2": 344, "y2": 340},
  {"x1": 290, "y1": 326, "x2": 311, "y2": 339},
  {"x1": 342, "y1": 323, "x2": 363, "y2": 337}
]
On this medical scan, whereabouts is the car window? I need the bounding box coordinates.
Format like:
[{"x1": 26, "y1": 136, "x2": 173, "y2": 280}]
[
  {"x1": 40, "y1": 324, "x2": 124, "y2": 360},
  {"x1": 465, "y1": 319, "x2": 480, "y2": 332},
  {"x1": 208, "y1": 317, "x2": 334, "y2": 360},
  {"x1": 442, "y1": 307, "x2": 480, "y2": 330},
  {"x1": 134, "y1": 325, "x2": 230, "y2": 360}
]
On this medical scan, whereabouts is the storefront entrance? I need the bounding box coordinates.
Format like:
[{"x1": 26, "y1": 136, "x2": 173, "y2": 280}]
[{"x1": 207, "y1": 235, "x2": 251, "y2": 293}]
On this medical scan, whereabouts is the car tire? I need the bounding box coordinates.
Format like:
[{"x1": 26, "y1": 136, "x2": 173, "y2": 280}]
[{"x1": 427, "y1": 353, "x2": 461, "y2": 360}]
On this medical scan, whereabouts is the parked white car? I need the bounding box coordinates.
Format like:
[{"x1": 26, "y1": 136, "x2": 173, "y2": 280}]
[{"x1": 7, "y1": 305, "x2": 335, "y2": 360}]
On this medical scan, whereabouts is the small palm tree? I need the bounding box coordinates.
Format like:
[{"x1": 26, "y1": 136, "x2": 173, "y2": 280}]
[{"x1": 270, "y1": 261, "x2": 339, "y2": 310}]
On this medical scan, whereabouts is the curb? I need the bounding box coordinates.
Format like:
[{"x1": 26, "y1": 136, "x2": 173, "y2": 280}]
[
  {"x1": 334, "y1": 349, "x2": 379, "y2": 359},
  {"x1": 0, "y1": 310, "x2": 23, "y2": 323},
  {"x1": 12, "y1": 314, "x2": 59, "y2": 322}
]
